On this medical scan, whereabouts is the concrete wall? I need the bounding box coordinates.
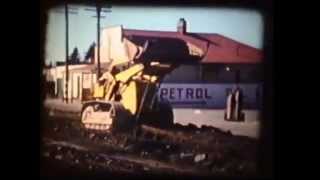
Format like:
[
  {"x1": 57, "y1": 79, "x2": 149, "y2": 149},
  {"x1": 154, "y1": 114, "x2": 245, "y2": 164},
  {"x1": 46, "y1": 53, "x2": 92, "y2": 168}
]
[
  {"x1": 44, "y1": 64, "x2": 96, "y2": 99},
  {"x1": 62, "y1": 72, "x2": 96, "y2": 100},
  {"x1": 96, "y1": 26, "x2": 138, "y2": 66}
]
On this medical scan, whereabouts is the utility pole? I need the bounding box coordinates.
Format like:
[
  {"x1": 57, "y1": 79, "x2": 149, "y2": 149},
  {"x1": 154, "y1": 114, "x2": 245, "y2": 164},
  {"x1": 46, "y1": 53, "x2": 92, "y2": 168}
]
[
  {"x1": 85, "y1": 4, "x2": 112, "y2": 81},
  {"x1": 53, "y1": 4, "x2": 78, "y2": 103},
  {"x1": 65, "y1": 2, "x2": 69, "y2": 103},
  {"x1": 97, "y1": 2, "x2": 101, "y2": 79}
]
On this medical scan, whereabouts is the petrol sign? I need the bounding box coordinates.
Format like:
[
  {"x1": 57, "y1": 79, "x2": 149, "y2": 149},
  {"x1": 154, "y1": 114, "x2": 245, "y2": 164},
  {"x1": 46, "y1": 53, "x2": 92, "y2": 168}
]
[{"x1": 158, "y1": 83, "x2": 262, "y2": 109}]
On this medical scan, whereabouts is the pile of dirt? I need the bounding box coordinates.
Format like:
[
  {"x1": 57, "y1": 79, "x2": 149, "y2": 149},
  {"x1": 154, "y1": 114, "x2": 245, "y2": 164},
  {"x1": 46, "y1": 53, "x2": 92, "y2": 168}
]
[{"x1": 40, "y1": 112, "x2": 258, "y2": 177}]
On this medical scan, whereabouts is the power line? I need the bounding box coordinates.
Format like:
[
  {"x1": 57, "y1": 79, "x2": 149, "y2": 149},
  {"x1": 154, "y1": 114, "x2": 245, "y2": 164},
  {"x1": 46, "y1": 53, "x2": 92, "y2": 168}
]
[
  {"x1": 51, "y1": 3, "x2": 112, "y2": 101},
  {"x1": 85, "y1": 3, "x2": 112, "y2": 80}
]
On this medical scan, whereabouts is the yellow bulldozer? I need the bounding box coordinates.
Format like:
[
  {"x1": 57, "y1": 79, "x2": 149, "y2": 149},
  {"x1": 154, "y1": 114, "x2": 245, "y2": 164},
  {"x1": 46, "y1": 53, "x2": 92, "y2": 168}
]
[{"x1": 81, "y1": 26, "x2": 205, "y2": 131}]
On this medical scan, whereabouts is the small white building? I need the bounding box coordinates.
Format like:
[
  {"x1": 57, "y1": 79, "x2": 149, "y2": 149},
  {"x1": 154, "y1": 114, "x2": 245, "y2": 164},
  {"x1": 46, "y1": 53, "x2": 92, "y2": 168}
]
[
  {"x1": 43, "y1": 62, "x2": 111, "y2": 101},
  {"x1": 43, "y1": 25, "x2": 133, "y2": 101}
]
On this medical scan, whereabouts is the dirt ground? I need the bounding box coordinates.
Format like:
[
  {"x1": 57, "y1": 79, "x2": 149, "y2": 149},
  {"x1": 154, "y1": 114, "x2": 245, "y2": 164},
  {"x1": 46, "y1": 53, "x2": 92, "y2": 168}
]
[
  {"x1": 40, "y1": 107, "x2": 259, "y2": 178},
  {"x1": 44, "y1": 98, "x2": 261, "y2": 138},
  {"x1": 173, "y1": 109, "x2": 261, "y2": 138}
]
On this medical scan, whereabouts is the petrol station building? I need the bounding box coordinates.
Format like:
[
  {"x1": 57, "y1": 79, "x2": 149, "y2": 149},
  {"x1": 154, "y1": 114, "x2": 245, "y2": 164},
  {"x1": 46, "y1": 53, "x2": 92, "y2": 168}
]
[
  {"x1": 44, "y1": 18, "x2": 263, "y2": 109},
  {"x1": 122, "y1": 18, "x2": 263, "y2": 109}
]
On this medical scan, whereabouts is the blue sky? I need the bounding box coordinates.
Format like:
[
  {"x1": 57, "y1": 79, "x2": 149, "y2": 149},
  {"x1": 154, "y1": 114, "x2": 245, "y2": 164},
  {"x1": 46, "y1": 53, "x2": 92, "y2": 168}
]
[{"x1": 45, "y1": 5, "x2": 263, "y2": 65}]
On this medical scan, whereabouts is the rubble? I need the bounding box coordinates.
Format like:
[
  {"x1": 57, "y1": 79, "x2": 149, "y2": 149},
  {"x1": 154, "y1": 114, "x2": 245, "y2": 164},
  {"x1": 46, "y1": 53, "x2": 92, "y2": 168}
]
[
  {"x1": 194, "y1": 154, "x2": 207, "y2": 163},
  {"x1": 41, "y1": 111, "x2": 258, "y2": 177},
  {"x1": 54, "y1": 154, "x2": 63, "y2": 160},
  {"x1": 180, "y1": 152, "x2": 193, "y2": 159},
  {"x1": 140, "y1": 151, "x2": 149, "y2": 157},
  {"x1": 201, "y1": 161, "x2": 213, "y2": 168},
  {"x1": 124, "y1": 144, "x2": 135, "y2": 152},
  {"x1": 106, "y1": 160, "x2": 112, "y2": 166},
  {"x1": 53, "y1": 127, "x2": 59, "y2": 132},
  {"x1": 43, "y1": 152, "x2": 50, "y2": 157},
  {"x1": 89, "y1": 133, "x2": 95, "y2": 139},
  {"x1": 49, "y1": 110, "x2": 54, "y2": 116},
  {"x1": 169, "y1": 154, "x2": 179, "y2": 162},
  {"x1": 143, "y1": 167, "x2": 150, "y2": 171}
]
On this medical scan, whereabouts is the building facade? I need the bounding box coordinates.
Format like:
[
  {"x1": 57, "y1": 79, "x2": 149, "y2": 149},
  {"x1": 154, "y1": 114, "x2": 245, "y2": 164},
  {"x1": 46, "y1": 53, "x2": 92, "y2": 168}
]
[{"x1": 44, "y1": 18, "x2": 263, "y2": 109}]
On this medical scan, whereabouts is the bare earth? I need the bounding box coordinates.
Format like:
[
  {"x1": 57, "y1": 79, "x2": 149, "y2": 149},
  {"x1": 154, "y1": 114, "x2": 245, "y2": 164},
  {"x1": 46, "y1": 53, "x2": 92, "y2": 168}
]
[
  {"x1": 40, "y1": 98, "x2": 260, "y2": 178},
  {"x1": 44, "y1": 98, "x2": 261, "y2": 138}
]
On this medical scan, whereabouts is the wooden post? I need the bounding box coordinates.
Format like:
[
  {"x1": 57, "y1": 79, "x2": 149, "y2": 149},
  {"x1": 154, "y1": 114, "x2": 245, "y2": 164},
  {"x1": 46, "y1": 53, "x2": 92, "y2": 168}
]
[
  {"x1": 96, "y1": 2, "x2": 101, "y2": 80},
  {"x1": 64, "y1": 2, "x2": 69, "y2": 103},
  {"x1": 71, "y1": 72, "x2": 73, "y2": 103}
]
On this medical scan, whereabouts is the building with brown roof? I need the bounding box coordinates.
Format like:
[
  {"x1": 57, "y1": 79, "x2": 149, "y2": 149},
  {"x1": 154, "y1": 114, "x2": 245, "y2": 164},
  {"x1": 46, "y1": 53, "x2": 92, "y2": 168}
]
[
  {"x1": 118, "y1": 18, "x2": 262, "y2": 84},
  {"x1": 44, "y1": 18, "x2": 263, "y2": 108}
]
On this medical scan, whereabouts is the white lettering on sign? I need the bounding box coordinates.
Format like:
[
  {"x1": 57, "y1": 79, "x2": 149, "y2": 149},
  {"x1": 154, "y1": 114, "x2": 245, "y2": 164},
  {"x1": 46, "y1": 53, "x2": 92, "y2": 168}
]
[{"x1": 158, "y1": 83, "x2": 262, "y2": 109}]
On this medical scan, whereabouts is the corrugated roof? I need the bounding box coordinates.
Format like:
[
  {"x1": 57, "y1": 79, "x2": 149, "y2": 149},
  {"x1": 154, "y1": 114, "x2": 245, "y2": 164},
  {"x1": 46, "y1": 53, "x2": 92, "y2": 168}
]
[{"x1": 123, "y1": 29, "x2": 262, "y2": 64}]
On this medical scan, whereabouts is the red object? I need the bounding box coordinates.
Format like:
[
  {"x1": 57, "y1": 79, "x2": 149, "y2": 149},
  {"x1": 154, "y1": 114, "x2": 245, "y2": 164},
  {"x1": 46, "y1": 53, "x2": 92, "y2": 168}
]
[{"x1": 123, "y1": 29, "x2": 262, "y2": 64}]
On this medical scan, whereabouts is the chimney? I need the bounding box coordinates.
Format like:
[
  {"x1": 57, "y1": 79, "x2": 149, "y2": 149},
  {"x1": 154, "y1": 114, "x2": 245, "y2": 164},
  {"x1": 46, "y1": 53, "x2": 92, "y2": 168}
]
[{"x1": 177, "y1": 18, "x2": 187, "y2": 35}]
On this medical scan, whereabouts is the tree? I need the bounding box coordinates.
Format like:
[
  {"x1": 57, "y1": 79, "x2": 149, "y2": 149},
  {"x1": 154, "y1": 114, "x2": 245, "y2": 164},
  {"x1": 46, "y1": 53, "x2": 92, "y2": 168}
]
[
  {"x1": 84, "y1": 42, "x2": 96, "y2": 63},
  {"x1": 69, "y1": 47, "x2": 80, "y2": 64}
]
